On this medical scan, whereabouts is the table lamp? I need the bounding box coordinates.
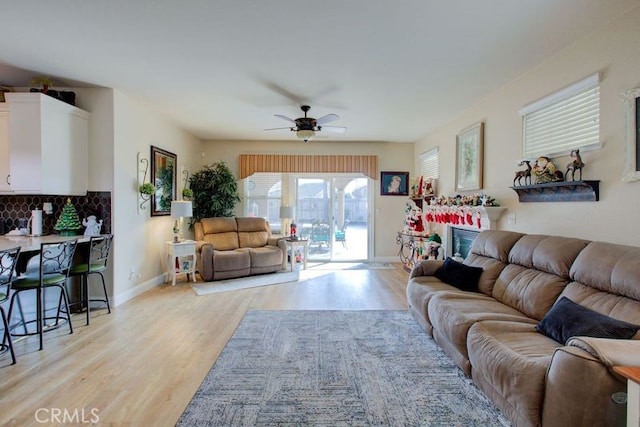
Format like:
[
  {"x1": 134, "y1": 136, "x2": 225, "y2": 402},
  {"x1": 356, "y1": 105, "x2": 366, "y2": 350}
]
[
  {"x1": 171, "y1": 201, "x2": 193, "y2": 242},
  {"x1": 279, "y1": 206, "x2": 295, "y2": 237}
]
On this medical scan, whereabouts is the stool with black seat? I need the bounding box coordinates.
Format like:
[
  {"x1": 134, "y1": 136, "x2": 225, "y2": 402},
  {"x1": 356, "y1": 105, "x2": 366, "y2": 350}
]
[
  {"x1": 68, "y1": 234, "x2": 113, "y2": 325},
  {"x1": 0, "y1": 246, "x2": 21, "y2": 364},
  {"x1": 7, "y1": 240, "x2": 78, "y2": 351}
]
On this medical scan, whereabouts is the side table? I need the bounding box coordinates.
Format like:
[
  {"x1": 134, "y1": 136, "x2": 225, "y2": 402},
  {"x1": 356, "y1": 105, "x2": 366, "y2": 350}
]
[
  {"x1": 166, "y1": 240, "x2": 197, "y2": 286},
  {"x1": 614, "y1": 366, "x2": 640, "y2": 427},
  {"x1": 283, "y1": 239, "x2": 309, "y2": 271}
]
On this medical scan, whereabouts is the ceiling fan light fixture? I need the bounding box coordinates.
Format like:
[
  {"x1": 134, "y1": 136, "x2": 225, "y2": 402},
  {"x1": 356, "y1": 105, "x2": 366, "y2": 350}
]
[{"x1": 296, "y1": 129, "x2": 315, "y2": 142}]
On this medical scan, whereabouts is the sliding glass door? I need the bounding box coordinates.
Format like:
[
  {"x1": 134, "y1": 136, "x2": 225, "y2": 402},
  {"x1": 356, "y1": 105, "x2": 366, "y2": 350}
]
[
  {"x1": 295, "y1": 175, "x2": 369, "y2": 262},
  {"x1": 243, "y1": 172, "x2": 371, "y2": 262}
]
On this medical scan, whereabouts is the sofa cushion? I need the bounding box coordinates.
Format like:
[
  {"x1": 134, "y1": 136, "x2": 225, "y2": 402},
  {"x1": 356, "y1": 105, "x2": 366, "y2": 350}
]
[
  {"x1": 464, "y1": 230, "x2": 523, "y2": 296},
  {"x1": 203, "y1": 232, "x2": 239, "y2": 251},
  {"x1": 213, "y1": 248, "x2": 250, "y2": 272},
  {"x1": 428, "y1": 292, "x2": 537, "y2": 375},
  {"x1": 536, "y1": 296, "x2": 640, "y2": 344},
  {"x1": 570, "y1": 241, "x2": 640, "y2": 300},
  {"x1": 468, "y1": 320, "x2": 561, "y2": 427},
  {"x1": 248, "y1": 246, "x2": 283, "y2": 268},
  {"x1": 489, "y1": 234, "x2": 588, "y2": 320},
  {"x1": 201, "y1": 217, "x2": 238, "y2": 234},
  {"x1": 237, "y1": 217, "x2": 269, "y2": 248},
  {"x1": 469, "y1": 230, "x2": 524, "y2": 263},
  {"x1": 508, "y1": 234, "x2": 589, "y2": 278},
  {"x1": 199, "y1": 218, "x2": 240, "y2": 250},
  {"x1": 434, "y1": 257, "x2": 483, "y2": 292}
]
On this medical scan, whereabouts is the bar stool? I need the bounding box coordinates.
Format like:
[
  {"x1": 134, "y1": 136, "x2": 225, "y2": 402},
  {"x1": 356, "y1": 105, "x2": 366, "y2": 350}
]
[
  {"x1": 0, "y1": 246, "x2": 21, "y2": 364},
  {"x1": 68, "y1": 234, "x2": 113, "y2": 325},
  {"x1": 8, "y1": 240, "x2": 78, "y2": 351}
]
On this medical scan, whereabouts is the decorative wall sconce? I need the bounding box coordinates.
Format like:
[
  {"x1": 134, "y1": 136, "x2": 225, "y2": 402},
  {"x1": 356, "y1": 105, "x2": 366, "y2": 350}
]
[
  {"x1": 137, "y1": 152, "x2": 155, "y2": 213},
  {"x1": 182, "y1": 169, "x2": 193, "y2": 200}
]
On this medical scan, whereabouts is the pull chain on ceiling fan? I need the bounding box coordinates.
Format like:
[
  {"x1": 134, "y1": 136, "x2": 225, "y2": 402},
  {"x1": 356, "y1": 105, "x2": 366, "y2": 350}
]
[{"x1": 265, "y1": 105, "x2": 346, "y2": 142}]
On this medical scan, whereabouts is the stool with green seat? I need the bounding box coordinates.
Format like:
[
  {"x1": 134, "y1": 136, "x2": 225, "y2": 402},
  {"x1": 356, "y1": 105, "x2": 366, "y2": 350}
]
[
  {"x1": 0, "y1": 246, "x2": 21, "y2": 364},
  {"x1": 68, "y1": 234, "x2": 113, "y2": 325},
  {"x1": 8, "y1": 240, "x2": 78, "y2": 351}
]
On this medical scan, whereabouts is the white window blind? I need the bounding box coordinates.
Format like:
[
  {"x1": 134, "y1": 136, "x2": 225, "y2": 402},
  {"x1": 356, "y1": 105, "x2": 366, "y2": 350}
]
[
  {"x1": 520, "y1": 73, "x2": 600, "y2": 158},
  {"x1": 244, "y1": 173, "x2": 282, "y2": 232},
  {"x1": 419, "y1": 147, "x2": 439, "y2": 179}
]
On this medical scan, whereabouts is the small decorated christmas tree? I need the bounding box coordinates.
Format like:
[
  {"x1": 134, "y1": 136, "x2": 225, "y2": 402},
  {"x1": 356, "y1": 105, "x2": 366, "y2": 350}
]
[{"x1": 54, "y1": 198, "x2": 83, "y2": 236}]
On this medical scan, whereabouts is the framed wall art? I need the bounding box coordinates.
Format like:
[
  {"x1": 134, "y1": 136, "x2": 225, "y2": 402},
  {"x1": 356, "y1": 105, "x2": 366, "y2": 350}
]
[
  {"x1": 622, "y1": 87, "x2": 640, "y2": 182},
  {"x1": 151, "y1": 145, "x2": 177, "y2": 216},
  {"x1": 456, "y1": 122, "x2": 484, "y2": 191},
  {"x1": 381, "y1": 171, "x2": 409, "y2": 196}
]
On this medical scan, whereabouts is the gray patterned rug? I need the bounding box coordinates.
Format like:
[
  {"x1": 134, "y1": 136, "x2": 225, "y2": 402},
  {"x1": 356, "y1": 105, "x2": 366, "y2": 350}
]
[{"x1": 177, "y1": 310, "x2": 510, "y2": 426}]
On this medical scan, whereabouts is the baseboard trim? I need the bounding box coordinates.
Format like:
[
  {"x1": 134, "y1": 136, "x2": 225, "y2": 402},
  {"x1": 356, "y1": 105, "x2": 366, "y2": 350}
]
[{"x1": 113, "y1": 274, "x2": 165, "y2": 307}]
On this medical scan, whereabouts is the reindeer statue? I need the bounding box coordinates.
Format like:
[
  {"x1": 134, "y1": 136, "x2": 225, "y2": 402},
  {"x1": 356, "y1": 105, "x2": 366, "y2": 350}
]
[
  {"x1": 565, "y1": 149, "x2": 585, "y2": 181},
  {"x1": 513, "y1": 160, "x2": 532, "y2": 186}
]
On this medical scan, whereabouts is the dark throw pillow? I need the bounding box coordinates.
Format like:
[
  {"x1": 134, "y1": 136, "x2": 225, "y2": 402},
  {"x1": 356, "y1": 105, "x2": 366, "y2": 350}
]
[
  {"x1": 536, "y1": 296, "x2": 640, "y2": 344},
  {"x1": 433, "y1": 257, "x2": 483, "y2": 292}
]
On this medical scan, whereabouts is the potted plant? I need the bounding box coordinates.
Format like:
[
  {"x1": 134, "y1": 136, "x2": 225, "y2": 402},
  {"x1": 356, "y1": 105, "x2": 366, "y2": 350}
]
[
  {"x1": 189, "y1": 161, "x2": 241, "y2": 222},
  {"x1": 30, "y1": 76, "x2": 55, "y2": 93},
  {"x1": 139, "y1": 182, "x2": 156, "y2": 195},
  {"x1": 182, "y1": 187, "x2": 194, "y2": 200}
]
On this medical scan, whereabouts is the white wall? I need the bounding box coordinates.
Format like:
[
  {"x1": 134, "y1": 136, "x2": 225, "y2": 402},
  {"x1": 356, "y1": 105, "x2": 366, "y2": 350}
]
[
  {"x1": 111, "y1": 91, "x2": 201, "y2": 304},
  {"x1": 415, "y1": 6, "x2": 640, "y2": 247},
  {"x1": 200, "y1": 139, "x2": 414, "y2": 259}
]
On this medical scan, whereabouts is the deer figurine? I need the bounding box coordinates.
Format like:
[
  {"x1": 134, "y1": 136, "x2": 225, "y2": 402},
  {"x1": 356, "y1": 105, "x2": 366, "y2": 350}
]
[
  {"x1": 565, "y1": 149, "x2": 585, "y2": 181},
  {"x1": 513, "y1": 160, "x2": 532, "y2": 186}
]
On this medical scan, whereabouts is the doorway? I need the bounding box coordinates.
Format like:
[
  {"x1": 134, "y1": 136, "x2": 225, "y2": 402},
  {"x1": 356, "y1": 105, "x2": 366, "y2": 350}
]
[{"x1": 294, "y1": 175, "x2": 370, "y2": 262}]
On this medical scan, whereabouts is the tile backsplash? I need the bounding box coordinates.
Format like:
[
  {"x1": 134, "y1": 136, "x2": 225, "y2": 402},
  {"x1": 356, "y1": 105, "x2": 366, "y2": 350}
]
[{"x1": 0, "y1": 191, "x2": 111, "y2": 235}]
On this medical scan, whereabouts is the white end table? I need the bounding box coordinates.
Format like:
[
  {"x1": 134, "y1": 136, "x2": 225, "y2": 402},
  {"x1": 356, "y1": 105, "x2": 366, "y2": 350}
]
[
  {"x1": 283, "y1": 239, "x2": 309, "y2": 271},
  {"x1": 166, "y1": 240, "x2": 197, "y2": 286},
  {"x1": 614, "y1": 366, "x2": 640, "y2": 427}
]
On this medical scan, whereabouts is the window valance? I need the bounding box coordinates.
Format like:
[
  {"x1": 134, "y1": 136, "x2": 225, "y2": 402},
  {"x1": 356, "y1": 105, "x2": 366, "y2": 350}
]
[{"x1": 239, "y1": 154, "x2": 379, "y2": 180}]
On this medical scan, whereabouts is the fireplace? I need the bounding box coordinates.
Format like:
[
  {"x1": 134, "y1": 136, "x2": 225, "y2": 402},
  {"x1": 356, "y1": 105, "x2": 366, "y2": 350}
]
[{"x1": 447, "y1": 227, "x2": 480, "y2": 260}]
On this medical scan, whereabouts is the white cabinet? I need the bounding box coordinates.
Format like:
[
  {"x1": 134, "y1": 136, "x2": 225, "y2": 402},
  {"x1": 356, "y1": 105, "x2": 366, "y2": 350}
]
[
  {"x1": 0, "y1": 104, "x2": 10, "y2": 192},
  {"x1": 5, "y1": 93, "x2": 90, "y2": 195}
]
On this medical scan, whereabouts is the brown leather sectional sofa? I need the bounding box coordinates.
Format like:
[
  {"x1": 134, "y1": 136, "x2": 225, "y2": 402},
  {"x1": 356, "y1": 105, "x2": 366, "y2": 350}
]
[
  {"x1": 194, "y1": 217, "x2": 285, "y2": 281},
  {"x1": 407, "y1": 230, "x2": 640, "y2": 426}
]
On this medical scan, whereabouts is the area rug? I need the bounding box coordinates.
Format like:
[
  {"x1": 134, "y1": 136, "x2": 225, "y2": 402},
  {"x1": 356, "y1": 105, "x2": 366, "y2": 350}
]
[
  {"x1": 177, "y1": 310, "x2": 510, "y2": 426},
  {"x1": 191, "y1": 271, "x2": 300, "y2": 296}
]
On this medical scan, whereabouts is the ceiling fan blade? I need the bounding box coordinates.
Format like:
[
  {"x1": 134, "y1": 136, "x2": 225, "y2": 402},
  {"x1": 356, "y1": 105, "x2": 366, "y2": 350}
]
[
  {"x1": 274, "y1": 114, "x2": 296, "y2": 123},
  {"x1": 316, "y1": 113, "x2": 340, "y2": 125},
  {"x1": 265, "y1": 126, "x2": 293, "y2": 131},
  {"x1": 320, "y1": 125, "x2": 347, "y2": 133}
]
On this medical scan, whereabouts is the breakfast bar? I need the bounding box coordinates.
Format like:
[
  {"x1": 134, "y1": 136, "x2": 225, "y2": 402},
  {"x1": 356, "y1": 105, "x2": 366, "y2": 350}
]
[
  {"x1": 0, "y1": 235, "x2": 88, "y2": 252},
  {"x1": 0, "y1": 235, "x2": 90, "y2": 273}
]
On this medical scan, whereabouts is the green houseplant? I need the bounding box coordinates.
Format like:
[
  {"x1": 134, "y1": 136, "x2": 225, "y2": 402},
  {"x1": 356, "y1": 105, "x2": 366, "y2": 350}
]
[
  {"x1": 139, "y1": 182, "x2": 156, "y2": 195},
  {"x1": 189, "y1": 161, "x2": 241, "y2": 222}
]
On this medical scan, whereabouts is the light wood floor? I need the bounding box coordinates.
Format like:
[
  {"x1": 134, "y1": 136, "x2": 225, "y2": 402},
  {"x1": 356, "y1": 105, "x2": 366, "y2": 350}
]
[{"x1": 1, "y1": 265, "x2": 409, "y2": 426}]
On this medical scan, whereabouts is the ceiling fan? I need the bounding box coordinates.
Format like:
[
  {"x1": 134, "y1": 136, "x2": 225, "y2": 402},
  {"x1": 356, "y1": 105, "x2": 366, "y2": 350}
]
[{"x1": 265, "y1": 105, "x2": 346, "y2": 142}]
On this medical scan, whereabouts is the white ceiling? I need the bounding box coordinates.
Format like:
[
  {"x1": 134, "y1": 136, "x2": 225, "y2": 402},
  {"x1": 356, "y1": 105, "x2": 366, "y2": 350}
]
[{"x1": 0, "y1": 1, "x2": 637, "y2": 143}]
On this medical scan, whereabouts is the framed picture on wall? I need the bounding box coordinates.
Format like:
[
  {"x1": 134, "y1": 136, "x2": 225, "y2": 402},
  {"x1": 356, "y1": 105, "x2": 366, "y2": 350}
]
[
  {"x1": 622, "y1": 87, "x2": 640, "y2": 182},
  {"x1": 456, "y1": 122, "x2": 484, "y2": 191},
  {"x1": 380, "y1": 171, "x2": 409, "y2": 196},
  {"x1": 151, "y1": 146, "x2": 177, "y2": 216}
]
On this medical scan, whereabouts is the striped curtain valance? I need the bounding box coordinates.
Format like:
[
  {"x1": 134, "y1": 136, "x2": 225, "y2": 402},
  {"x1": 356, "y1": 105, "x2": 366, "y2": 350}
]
[{"x1": 239, "y1": 155, "x2": 379, "y2": 180}]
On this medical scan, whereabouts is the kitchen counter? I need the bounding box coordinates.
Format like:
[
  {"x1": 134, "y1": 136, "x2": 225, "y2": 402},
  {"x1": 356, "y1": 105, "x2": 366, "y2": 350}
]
[{"x1": 0, "y1": 235, "x2": 89, "y2": 252}]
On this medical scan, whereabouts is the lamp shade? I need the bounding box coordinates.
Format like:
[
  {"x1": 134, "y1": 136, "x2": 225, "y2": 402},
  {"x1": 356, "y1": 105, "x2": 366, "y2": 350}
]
[
  {"x1": 279, "y1": 206, "x2": 295, "y2": 219},
  {"x1": 171, "y1": 201, "x2": 193, "y2": 218}
]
